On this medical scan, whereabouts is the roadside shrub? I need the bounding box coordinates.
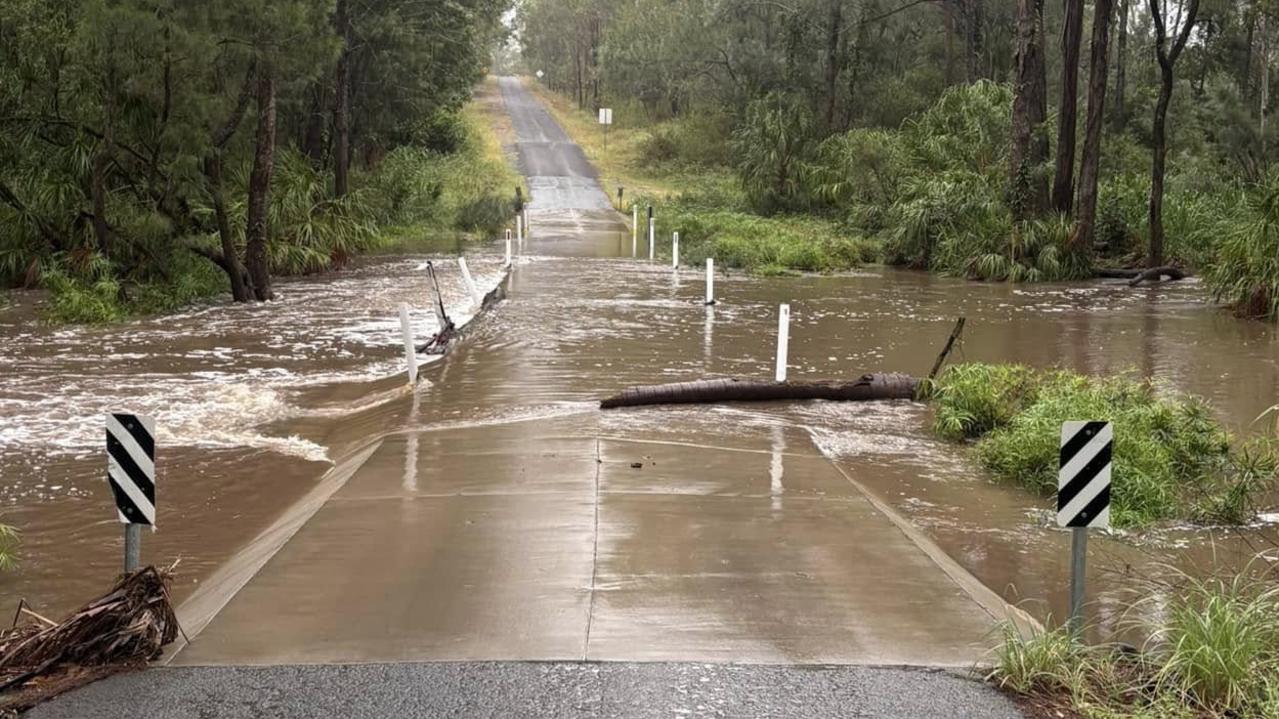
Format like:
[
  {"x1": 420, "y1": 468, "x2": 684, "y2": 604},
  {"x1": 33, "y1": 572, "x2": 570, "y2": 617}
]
[
  {"x1": 41, "y1": 265, "x2": 125, "y2": 324},
  {"x1": 992, "y1": 568, "x2": 1279, "y2": 718},
  {"x1": 900, "y1": 80, "x2": 1012, "y2": 179},
  {"x1": 931, "y1": 362, "x2": 1042, "y2": 439},
  {"x1": 809, "y1": 128, "x2": 906, "y2": 212},
  {"x1": 932, "y1": 362, "x2": 1278, "y2": 527},
  {"x1": 732, "y1": 92, "x2": 818, "y2": 214},
  {"x1": 1205, "y1": 172, "x2": 1279, "y2": 320}
]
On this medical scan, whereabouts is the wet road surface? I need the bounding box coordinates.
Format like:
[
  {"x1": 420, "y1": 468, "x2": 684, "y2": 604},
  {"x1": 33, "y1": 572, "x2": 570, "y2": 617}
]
[{"x1": 167, "y1": 76, "x2": 1021, "y2": 668}]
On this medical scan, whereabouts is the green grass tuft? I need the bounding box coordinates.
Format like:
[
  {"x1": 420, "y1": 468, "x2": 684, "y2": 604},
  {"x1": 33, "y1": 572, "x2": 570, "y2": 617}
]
[{"x1": 933, "y1": 362, "x2": 1278, "y2": 528}]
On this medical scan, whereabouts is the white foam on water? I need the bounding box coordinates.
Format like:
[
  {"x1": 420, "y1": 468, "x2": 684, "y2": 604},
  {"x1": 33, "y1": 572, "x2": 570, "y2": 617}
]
[{"x1": 0, "y1": 255, "x2": 509, "y2": 461}]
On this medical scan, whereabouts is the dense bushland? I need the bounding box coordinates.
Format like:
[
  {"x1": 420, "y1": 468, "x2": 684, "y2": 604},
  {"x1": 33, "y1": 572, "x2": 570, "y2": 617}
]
[
  {"x1": 930, "y1": 362, "x2": 1278, "y2": 528},
  {"x1": 1, "y1": 0, "x2": 511, "y2": 323},
  {"x1": 521, "y1": 0, "x2": 1279, "y2": 320}
]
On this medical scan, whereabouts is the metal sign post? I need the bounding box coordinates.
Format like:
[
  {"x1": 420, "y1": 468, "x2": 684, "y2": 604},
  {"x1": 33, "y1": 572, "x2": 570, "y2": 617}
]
[
  {"x1": 1058, "y1": 420, "x2": 1112, "y2": 635},
  {"x1": 106, "y1": 413, "x2": 156, "y2": 572}
]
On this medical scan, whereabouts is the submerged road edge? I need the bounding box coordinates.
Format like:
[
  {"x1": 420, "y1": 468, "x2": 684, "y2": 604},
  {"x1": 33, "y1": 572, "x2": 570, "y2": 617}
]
[
  {"x1": 827, "y1": 461, "x2": 1043, "y2": 645},
  {"x1": 160, "y1": 441, "x2": 382, "y2": 664},
  {"x1": 163, "y1": 262, "x2": 515, "y2": 664}
]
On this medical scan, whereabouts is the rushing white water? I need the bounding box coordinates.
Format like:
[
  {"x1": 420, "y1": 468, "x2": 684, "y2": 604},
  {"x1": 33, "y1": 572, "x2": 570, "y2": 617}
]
[{"x1": 0, "y1": 255, "x2": 509, "y2": 463}]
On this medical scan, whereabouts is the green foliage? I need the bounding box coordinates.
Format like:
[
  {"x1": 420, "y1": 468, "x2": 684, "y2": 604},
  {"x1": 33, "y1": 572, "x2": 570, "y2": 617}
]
[
  {"x1": 992, "y1": 569, "x2": 1279, "y2": 718},
  {"x1": 1205, "y1": 172, "x2": 1279, "y2": 320},
  {"x1": 0, "y1": 0, "x2": 508, "y2": 321},
  {"x1": 1153, "y1": 574, "x2": 1279, "y2": 713},
  {"x1": 932, "y1": 363, "x2": 1278, "y2": 527},
  {"x1": 646, "y1": 191, "x2": 876, "y2": 274},
  {"x1": 990, "y1": 623, "x2": 1088, "y2": 696},
  {"x1": 732, "y1": 93, "x2": 818, "y2": 214},
  {"x1": 0, "y1": 523, "x2": 17, "y2": 571}
]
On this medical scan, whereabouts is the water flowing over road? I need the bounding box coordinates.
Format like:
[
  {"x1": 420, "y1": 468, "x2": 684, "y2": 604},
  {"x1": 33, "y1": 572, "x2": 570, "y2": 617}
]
[{"x1": 5, "y1": 76, "x2": 1279, "y2": 694}]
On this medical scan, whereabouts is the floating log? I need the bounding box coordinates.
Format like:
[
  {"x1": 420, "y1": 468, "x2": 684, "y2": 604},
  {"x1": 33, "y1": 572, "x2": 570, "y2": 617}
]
[
  {"x1": 1096, "y1": 265, "x2": 1187, "y2": 286},
  {"x1": 599, "y1": 373, "x2": 920, "y2": 409}
]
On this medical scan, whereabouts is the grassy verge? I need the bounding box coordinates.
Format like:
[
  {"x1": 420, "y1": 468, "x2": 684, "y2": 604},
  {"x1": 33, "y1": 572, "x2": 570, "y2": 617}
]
[
  {"x1": 930, "y1": 363, "x2": 1278, "y2": 528},
  {"x1": 991, "y1": 567, "x2": 1279, "y2": 718},
  {"x1": 527, "y1": 80, "x2": 872, "y2": 274}
]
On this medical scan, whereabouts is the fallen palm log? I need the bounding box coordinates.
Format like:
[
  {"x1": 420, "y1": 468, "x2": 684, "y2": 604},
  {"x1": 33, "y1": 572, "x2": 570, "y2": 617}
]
[
  {"x1": 600, "y1": 373, "x2": 920, "y2": 409},
  {"x1": 0, "y1": 566, "x2": 179, "y2": 711},
  {"x1": 1096, "y1": 266, "x2": 1187, "y2": 286}
]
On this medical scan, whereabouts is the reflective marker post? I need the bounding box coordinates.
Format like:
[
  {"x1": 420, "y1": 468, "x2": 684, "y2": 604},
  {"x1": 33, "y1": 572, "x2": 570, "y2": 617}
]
[
  {"x1": 632, "y1": 205, "x2": 638, "y2": 257},
  {"x1": 106, "y1": 413, "x2": 156, "y2": 573},
  {"x1": 672, "y1": 232, "x2": 680, "y2": 268},
  {"x1": 399, "y1": 304, "x2": 418, "y2": 385},
  {"x1": 775, "y1": 304, "x2": 790, "y2": 382},
  {"x1": 458, "y1": 257, "x2": 483, "y2": 308},
  {"x1": 705, "y1": 258, "x2": 716, "y2": 305},
  {"x1": 1058, "y1": 420, "x2": 1113, "y2": 636},
  {"x1": 647, "y1": 206, "x2": 655, "y2": 261}
]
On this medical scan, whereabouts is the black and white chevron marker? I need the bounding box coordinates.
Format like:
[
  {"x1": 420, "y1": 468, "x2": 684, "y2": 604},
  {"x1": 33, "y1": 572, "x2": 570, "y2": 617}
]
[
  {"x1": 1057, "y1": 421, "x2": 1111, "y2": 529},
  {"x1": 106, "y1": 413, "x2": 156, "y2": 526}
]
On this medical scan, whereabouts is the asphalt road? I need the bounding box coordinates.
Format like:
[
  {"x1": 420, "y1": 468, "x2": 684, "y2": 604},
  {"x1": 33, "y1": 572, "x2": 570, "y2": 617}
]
[{"x1": 29, "y1": 662, "x2": 1023, "y2": 719}]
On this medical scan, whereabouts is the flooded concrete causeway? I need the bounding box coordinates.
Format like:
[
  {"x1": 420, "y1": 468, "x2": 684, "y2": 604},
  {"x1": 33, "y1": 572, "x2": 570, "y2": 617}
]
[{"x1": 4, "y1": 77, "x2": 1278, "y2": 666}]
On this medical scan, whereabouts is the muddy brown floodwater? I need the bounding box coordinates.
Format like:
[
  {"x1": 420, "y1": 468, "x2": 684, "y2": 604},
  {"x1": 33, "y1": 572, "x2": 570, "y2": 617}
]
[{"x1": 2, "y1": 77, "x2": 1278, "y2": 653}]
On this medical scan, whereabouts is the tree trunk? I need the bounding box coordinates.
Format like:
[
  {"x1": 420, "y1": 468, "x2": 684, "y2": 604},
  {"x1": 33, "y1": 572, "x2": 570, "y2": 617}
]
[
  {"x1": 1146, "y1": 0, "x2": 1199, "y2": 268},
  {"x1": 245, "y1": 63, "x2": 277, "y2": 302},
  {"x1": 1148, "y1": 65, "x2": 1173, "y2": 267},
  {"x1": 1009, "y1": 0, "x2": 1049, "y2": 219},
  {"x1": 91, "y1": 87, "x2": 115, "y2": 256},
  {"x1": 600, "y1": 374, "x2": 920, "y2": 409},
  {"x1": 966, "y1": 0, "x2": 984, "y2": 81},
  {"x1": 333, "y1": 0, "x2": 351, "y2": 198},
  {"x1": 1072, "y1": 0, "x2": 1114, "y2": 250},
  {"x1": 1113, "y1": 0, "x2": 1128, "y2": 126},
  {"x1": 206, "y1": 154, "x2": 250, "y2": 302},
  {"x1": 824, "y1": 0, "x2": 843, "y2": 129},
  {"x1": 301, "y1": 86, "x2": 327, "y2": 164},
  {"x1": 91, "y1": 145, "x2": 111, "y2": 256},
  {"x1": 1052, "y1": 0, "x2": 1085, "y2": 215},
  {"x1": 943, "y1": 0, "x2": 956, "y2": 85}
]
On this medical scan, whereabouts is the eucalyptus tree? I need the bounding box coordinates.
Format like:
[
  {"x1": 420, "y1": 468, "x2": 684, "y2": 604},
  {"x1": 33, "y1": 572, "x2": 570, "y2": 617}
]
[{"x1": 1147, "y1": 0, "x2": 1201, "y2": 267}]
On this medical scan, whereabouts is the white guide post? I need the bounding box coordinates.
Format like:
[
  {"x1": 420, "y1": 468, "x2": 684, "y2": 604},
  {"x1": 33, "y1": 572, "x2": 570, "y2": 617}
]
[
  {"x1": 631, "y1": 205, "x2": 638, "y2": 257},
  {"x1": 775, "y1": 304, "x2": 790, "y2": 383},
  {"x1": 648, "y1": 217, "x2": 655, "y2": 261},
  {"x1": 458, "y1": 257, "x2": 483, "y2": 308},
  {"x1": 399, "y1": 304, "x2": 418, "y2": 385},
  {"x1": 705, "y1": 258, "x2": 716, "y2": 305},
  {"x1": 516, "y1": 213, "x2": 523, "y2": 246},
  {"x1": 672, "y1": 232, "x2": 680, "y2": 268},
  {"x1": 505, "y1": 237, "x2": 512, "y2": 267}
]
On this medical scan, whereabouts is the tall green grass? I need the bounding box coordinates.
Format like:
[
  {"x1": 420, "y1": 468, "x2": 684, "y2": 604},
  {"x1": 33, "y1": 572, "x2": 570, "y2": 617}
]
[
  {"x1": 0, "y1": 523, "x2": 18, "y2": 571},
  {"x1": 932, "y1": 363, "x2": 1278, "y2": 527},
  {"x1": 992, "y1": 567, "x2": 1279, "y2": 717},
  {"x1": 644, "y1": 191, "x2": 877, "y2": 274}
]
